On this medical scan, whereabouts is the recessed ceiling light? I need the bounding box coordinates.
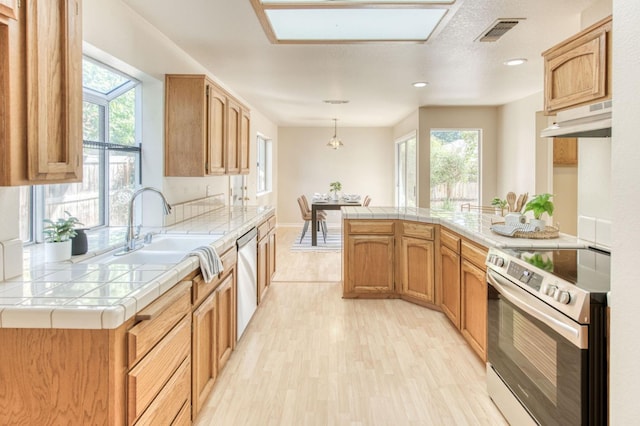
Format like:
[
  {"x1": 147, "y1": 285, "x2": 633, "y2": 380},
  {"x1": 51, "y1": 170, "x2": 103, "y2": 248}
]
[
  {"x1": 412, "y1": 82, "x2": 428, "y2": 88},
  {"x1": 504, "y1": 58, "x2": 527, "y2": 66}
]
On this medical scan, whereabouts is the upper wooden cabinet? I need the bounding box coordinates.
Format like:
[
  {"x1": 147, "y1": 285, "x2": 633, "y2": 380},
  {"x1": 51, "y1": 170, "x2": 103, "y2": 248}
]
[
  {"x1": 0, "y1": 0, "x2": 17, "y2": 20},
  {"x1": 226, "y1": 97, "x2": 241, "y2": 175},
  {"x1": 165, "y1": 74, "x2": 251, "y2": 177},
  {"x1": 542, "y1": 16, "x2": 612, "y2": 115},
  {"x1": 240, "y1": 108, "x2": 251, "y2": 174},
  {"x1": 1, "y1": 0, "x2": 83, "y2": 186}
]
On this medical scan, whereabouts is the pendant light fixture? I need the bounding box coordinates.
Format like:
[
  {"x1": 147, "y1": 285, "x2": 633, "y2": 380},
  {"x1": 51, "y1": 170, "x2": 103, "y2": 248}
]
[{"x1": 327, "y1": 118, "x2": 344, "y2": 150}]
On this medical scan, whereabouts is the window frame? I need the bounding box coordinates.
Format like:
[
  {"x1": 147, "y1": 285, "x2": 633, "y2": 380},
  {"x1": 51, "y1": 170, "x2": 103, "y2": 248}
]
[
  {"x1": 256, "y1": 133, "x2": 273, "y2": 196},
  {"x1": 21, "y1": 57, "x2": 142, "y2": 243},
  {"x1": 429, "y1": 128, "x2": 482, "y2": 211}
]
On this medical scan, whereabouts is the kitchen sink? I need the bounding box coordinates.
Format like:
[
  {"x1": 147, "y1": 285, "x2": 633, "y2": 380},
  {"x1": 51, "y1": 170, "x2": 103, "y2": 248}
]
[{"x1": 85, "y1": 233, "x2": 226, "y2": 265}]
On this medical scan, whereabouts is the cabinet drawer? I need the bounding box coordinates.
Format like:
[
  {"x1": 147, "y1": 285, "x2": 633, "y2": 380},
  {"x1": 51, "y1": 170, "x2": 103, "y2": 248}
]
[
  {"x1": 220, "y1": 247, "x2": 237, "y2": 271},
  {"x1": 440, "y1": 228, "x2": 461, "y2": 253},
  {"x1": 401, "y1": 222, "x2": 434, "y2": 240},
  {"x1": 134, "y1": 357, "x2": 191, "y2": 426},
  {"x1": 172, "y1": 401, "x2": 192, "y2": 426},
  {"x1": 268, "y1": 215, "x2": 276, "y2": 230},
  {"x1": 347, "y1": 220, "x2": 395, "y2": 235},
  {"x1": 128, "y1": 316, "x2": 192, "y2": 424},
  {"x1": 193, "y1": 247, "x2": 236, "y2": 306},
  {"x1": 461, "y1": 240, "x2": 488, "y2": 270},
  {"x1": 128, "y1": 281, "x2": 191, "y2": 367}
]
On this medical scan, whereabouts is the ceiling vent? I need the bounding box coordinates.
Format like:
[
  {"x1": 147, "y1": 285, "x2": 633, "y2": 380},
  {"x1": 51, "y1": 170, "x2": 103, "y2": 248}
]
[{"x1": 476, "y1": 18, "x2": 525, "y2": 42}]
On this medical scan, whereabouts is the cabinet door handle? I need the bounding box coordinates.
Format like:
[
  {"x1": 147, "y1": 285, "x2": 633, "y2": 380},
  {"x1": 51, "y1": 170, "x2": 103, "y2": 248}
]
[{"x1": 135, "y1": 280, "x2": 192, "y2": 321}]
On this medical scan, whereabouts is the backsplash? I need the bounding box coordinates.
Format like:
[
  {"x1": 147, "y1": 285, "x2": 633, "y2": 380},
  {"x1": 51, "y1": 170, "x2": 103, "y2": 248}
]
[
  {"x1": 578, "y1": 215, "x2": 611, "y2": 249},
  {"x1": 163, "y1": 193, "x2": 226, "y2": 226}
]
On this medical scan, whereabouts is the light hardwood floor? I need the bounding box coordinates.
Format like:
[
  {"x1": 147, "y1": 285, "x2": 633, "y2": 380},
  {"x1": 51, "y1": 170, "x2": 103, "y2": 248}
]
[{"x1": 195, "y1": 227, "x2": 507, "y2": 425}]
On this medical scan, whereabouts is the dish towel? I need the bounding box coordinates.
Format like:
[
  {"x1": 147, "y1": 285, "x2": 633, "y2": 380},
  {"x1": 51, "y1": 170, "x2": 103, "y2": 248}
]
[{"x1": 185, "y1": 245, "x2": 223, "y2": 283}]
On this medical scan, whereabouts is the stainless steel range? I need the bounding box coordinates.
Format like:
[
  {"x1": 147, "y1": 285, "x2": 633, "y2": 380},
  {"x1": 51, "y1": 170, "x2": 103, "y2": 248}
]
[{"x1": 485, "y1": 246, "x2": 610, "y2": 426}]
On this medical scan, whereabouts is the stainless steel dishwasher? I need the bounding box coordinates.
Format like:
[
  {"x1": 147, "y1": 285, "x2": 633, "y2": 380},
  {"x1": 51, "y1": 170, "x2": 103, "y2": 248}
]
[{"x1": 236, "y1": 227, "x2": 258, "y2": 340}]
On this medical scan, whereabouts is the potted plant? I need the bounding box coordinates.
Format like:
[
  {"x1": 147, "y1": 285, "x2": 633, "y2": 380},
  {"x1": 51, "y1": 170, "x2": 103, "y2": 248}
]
[
  {"x1": 43, "y1": 211, "x2": 82, "y2": 262},
  {"x1": 491, "y1": 197, "x2": 507, "y2": 216},
  {"x1": 523, "y1": 193, "x2": 554, "y2": 231},
  {"x1": 329, "y1": 181, "x2": 342, "y2": 201}
]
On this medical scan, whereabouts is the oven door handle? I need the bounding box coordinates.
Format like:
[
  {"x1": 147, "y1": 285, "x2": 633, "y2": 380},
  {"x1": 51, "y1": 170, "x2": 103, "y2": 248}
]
[{"x1": 487, "y1": 269, "x2": 588, "y2": 349}]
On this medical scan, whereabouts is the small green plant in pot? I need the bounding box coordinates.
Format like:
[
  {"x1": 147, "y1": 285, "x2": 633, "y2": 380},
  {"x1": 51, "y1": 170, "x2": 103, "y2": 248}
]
[
  {"x1": 43, "y1": 211, "x2": 83, "y2": 262},
  {"x1": 523, "y1": 193, "x2": 554, "y2": 231},
  {"x1": 491, "y1": 197, "x2": 508, "y2": 215},
  {"x1": 329, "y1": 181, "x2": 342, "y2": 201}
]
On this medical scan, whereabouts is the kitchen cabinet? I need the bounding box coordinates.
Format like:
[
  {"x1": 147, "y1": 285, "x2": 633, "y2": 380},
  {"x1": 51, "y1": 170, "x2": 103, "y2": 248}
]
[
  {"x1": 460, "y1": 240, "x2": 488, "y2": 362},
  {"x1": 440, "y1": 228, "x2": 461, "y2": 329},
  {"x1": 240, "y1": 108, "x2": 251, "y2": 174},
  {"x1": 126, "y1": 281, "x2": 192, "y2": 425},
  {"x1": 191, "y1": 246, "x2": 237, "y2": 419},
  {"x1": 0, "y1": 0, "x2": 17, "y2": 20},
  {"x1": 343, "y1": 220, "x2": 396, "y2": 297},
  {"x1": 226, "y1": 98, "x2": 241, "y2": 175},
  {"x1": 257, "y1": 213, "x2": 277, "y2": 304},
  {"x1": 0, "y1": 0, "x2": 83, "y2": 185},
  {"x1": 398, "y1": 222, "x2": 436, "y2": 306},
  {"x1": 216, "y1": 273, "x2": 235, "y2": 371},
  {"x1": 542, "y1": 15, "x2": 612, "y2": 114},
  {"x1": 165, "y1": 74, "x2": 250, "y2": 177},
  {"x1": 192, "y1": 283, "x2": 218, "y2": 419},
  {"x1": 553, "y1": 137, "x2": 578, "y2": 165}
]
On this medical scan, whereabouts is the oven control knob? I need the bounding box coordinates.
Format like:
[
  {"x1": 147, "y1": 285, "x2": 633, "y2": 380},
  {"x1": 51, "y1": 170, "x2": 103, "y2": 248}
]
[
  {"x1": 545, "y1": 285, "x2": 558, "y2": 297},
  {"x1": 554, "y1": 290, "x2": 571, "y2": 304},
  {"x1": 495, "y1": 257, "x2": 505, "y2": 267}
]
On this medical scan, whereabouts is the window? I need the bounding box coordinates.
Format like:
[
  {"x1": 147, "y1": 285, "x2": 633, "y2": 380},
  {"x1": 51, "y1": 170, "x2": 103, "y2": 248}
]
[
  {"x1": 430, "y1": 129, "x2": 480, "y2": 211},
  {"x1": 20, "y1": 57, "x2": 141, "y2": 242},
  {"x1": 256, "y1": 134, "x2": 272, "y2": 194}
]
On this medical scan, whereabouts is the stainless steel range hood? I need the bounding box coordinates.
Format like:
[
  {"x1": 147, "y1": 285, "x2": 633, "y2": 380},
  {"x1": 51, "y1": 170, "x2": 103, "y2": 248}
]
[{"x1": 541, "y1": 100, "x2": 612, "y2": 138}]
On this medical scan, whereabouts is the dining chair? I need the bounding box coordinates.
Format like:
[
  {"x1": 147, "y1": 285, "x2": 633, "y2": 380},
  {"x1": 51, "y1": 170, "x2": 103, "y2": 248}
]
[
  {"x1": 363, "y1": 195, "x2": 371, "y2": 206},
  {"x1": 297, "y1": 196, "x2": 327, "y2": 243}
]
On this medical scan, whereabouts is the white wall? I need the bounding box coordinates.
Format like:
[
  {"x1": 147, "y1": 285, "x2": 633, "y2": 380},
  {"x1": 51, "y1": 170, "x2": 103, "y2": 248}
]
[
  {"x1": 496, "y1": 92, "x2": 544, "y2": 200},
  {"x1": 418, "y1": 106, "x2": 499, "y2": 207},
  {"x1": 610, "y1": 1, "x2": 640, "y2": 423},
  {"x1": 277, "y1": 126, "x2": 394, "y2": 225}
]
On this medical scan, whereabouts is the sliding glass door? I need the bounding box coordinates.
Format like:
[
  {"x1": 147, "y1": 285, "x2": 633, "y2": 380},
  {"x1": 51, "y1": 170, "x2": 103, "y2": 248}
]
[{"x1": 396, "y1": 132, "x2": 417, "y2": 208}]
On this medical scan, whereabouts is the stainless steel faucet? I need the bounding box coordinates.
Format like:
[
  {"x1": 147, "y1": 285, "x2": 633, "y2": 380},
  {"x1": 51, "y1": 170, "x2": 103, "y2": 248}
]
[{"x1": 123, "y1": 187, "x2": 172, "y2": 252}]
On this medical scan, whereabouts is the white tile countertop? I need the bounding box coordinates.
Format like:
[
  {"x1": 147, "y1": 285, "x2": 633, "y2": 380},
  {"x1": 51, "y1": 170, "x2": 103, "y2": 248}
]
[
  {"x1": 0, "y1": 205, "x2": 274, "y2": 330},
  {"x1": 341, "y1": 206, "x2": 587, "y2": 249}
]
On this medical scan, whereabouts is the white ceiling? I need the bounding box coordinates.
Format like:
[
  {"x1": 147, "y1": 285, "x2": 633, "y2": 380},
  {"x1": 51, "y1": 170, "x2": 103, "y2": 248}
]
[{"x1": 122, "y1": 0, "x2": 594, "y2": 127}]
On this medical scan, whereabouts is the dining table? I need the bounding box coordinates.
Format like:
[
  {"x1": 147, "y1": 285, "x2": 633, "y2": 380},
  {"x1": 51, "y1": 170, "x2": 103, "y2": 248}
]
[{"x1": 311, "y1": 199, "x2": 362, "y2": 246}]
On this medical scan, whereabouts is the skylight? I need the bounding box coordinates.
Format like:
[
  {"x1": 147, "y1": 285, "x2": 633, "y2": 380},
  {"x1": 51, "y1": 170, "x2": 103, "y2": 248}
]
[{"x1": 250, "y1": 0, "x2": 457, "y2": 44}]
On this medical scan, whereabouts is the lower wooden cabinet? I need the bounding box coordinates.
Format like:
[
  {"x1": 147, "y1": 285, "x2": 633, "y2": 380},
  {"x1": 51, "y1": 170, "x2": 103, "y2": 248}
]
[
  {"x1": 191, "y1": 251, "x2": 238, "y2": 420},
  {"x1": 127, "y1": 282, "x2": 193, "y2": 425},
  {"x1": 192, "y1": 289, "x2": 218, "y2": 419},
  {"x1": 440, "y1": 244, "x2": 461, "y2": 328},
  {"x1": 460, "y1": 241, "x2": 488, "y2": 362},
  {"x1": 345, "y1": 234, "x2": 395, "y2": 296},
  {"x1": 257, "y1": 214, "x2": 277, "y2": 304},
  {"x1": 258, "y1": 233, "x2": 268, "y2": 303},
  {"x1": 398, "y1": 235, "x2": 435, "y2": 305},
  {"x1": 216, "y1": 273, "x2": 235, "y2": 371}
]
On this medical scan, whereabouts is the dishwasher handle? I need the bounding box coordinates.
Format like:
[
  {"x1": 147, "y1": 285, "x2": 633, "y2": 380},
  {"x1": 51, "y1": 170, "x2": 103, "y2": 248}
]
[{"x1": 237, "y1": 227, "x2": 257, "y2": 248}]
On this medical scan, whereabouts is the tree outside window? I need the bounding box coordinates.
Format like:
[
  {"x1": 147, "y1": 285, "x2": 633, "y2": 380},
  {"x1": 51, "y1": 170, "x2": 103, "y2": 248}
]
[{"x1": 430, "y1": 130, "x2": 480, "y2": 211}]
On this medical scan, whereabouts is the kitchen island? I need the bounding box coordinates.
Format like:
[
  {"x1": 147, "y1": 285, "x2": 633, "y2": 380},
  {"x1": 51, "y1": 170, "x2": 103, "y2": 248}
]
[{"x1": 341, "y1": 206, "x2": 586, "y2": 362}]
